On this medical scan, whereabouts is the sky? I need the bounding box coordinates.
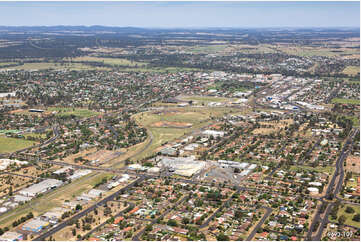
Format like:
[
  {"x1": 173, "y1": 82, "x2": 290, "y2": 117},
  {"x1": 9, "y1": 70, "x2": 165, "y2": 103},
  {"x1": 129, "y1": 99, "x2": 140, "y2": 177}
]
[{"x1": 0, "y1": 1, "x2": 359, "y2": 28}]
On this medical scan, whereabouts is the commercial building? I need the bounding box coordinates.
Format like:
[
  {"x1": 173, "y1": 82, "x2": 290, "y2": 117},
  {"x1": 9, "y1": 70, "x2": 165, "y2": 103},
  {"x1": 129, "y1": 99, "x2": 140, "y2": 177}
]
[
  {"x1": 202, "y1": 130, "x2": 225, "y2": 138},
  {"x1": 158, "y1": 156, "x2": 205, "y2": 177}
]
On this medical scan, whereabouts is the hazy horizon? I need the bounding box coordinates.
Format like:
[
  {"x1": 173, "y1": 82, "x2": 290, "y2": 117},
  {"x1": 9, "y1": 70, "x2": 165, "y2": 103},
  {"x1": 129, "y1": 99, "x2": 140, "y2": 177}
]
[{"x1": 0, "y1": 1, "x2": 359, "y2": 28}]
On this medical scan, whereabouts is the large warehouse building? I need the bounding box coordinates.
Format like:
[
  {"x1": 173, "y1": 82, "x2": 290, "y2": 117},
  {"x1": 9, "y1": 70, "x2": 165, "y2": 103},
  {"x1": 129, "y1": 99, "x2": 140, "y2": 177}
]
[{"x1": 19, "y1": 179, "x2": 63, "y2": 197}]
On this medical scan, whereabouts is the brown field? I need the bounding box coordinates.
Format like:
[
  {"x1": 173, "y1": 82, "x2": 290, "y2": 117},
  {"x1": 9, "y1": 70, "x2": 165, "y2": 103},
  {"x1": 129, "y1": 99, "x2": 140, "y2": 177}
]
[
  {"x1": 152, "y1": 121, "x2": 193, "y2": 128},
  {"x1": 252, "y1": 119, "x2": 293, "y2": 135},
  {"x1": 62, "y1": 148, "x2": 98, "y2": 164},
  {"x1": 0, "y1": 174, "x2": 34, "y2": 197},
  {"x1": 62, "y1": 148, "x2": 123, "y2": 167},
  {"x1": 84, "y1": 149, "x2": 122, "y2": 165},
  {"x1": 345, "y1": 155, "x2": 360, "y2": 173}
]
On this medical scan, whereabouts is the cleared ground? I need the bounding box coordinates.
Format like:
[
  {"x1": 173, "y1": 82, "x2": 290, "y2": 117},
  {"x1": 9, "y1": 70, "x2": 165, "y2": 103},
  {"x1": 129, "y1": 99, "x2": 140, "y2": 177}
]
[{"x1": 345, "y1": 155, "x2": 360, "y2": 173}]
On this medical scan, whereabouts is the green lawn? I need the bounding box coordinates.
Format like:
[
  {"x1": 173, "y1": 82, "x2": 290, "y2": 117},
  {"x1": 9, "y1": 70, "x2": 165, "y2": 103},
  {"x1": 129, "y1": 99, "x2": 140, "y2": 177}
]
[
  {"x1": 48, "y1": 107, "x2": 100, "y2": 118},
  {"x1": 331, "y1": 98, "x2": 360, "y2": 105},
  {"x1": 329, "y1": 204, "x2": 360, "y2": 228},
  {"x1": 0, "y1": 135, "x2": 37, "y2": 153},
  {"x1": 342, "y1": 116, "x2": 360, "y2": 127}
]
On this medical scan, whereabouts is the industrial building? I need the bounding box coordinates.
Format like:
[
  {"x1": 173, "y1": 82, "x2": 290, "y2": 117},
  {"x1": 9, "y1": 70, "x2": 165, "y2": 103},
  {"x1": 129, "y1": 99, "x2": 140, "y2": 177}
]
[
  {"x1": 68, "y1": 169, "x2": 92, "y2": 181},
  {"x1": 22, "y1": 218, "x2": 49, "y2": 232},
  {"x1": 18, "y1": 179, "x2": 63, "y2": 197},
  {"x1": 0, "y1": 231, "x2": 23, "y2": 241}
]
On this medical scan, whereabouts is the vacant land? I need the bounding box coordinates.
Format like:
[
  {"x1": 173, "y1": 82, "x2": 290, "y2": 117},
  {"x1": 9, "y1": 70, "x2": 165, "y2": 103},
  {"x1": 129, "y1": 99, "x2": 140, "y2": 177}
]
[
  {"x1": 0, "y1": 62, "x2": 110, "y2": 71},
  {"x1": 0, "y1": 174, "x2": 34, "y2": 197},
  {"x1": 345, "y1": 155, "x2": 360, "y2": 173},
  {"x1": 48, "y1": 107, "x2": 100, "y2": 118},
  {"x1": 180, "y1": 95, "x2": 239, "y2": 104},
  {"x1": 342, "y1": 66, "x2": 360, "y2": 76},
  {"x1": 331, "y1": 98, "x2": 360, "y2": 105},
  {"x1": 279, "y1": 46, "x2": 359, "y2": 57},
  {"x1": 69, "y1": 56, "x2": 146, "y2": 66},
  {"x1": 0, "y1": 135, "x2": 36, "y2": 153}
]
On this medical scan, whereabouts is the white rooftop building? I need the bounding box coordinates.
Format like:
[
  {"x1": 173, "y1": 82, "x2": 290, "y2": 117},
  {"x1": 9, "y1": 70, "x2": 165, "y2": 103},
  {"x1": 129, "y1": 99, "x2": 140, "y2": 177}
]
[
  {"x1": 19, "y1": 179, "x2": 63, "y2": 197},
  {"x1": 202, "y1": 130, "x2": 225, "y2": 138}
]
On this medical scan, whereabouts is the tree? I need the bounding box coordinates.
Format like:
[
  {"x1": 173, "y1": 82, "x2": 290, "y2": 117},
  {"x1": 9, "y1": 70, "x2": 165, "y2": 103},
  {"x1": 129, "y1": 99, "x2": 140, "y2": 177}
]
[
  {"x1": 345, "y1": 206, "x2": 355, "y2": 214},
  {"x1": 145, "y1": 224, "x2": 153, "y2": 232},
  {"x1": 182, "y1": 217, "x2": 190, "y2": 225},
  {"x1": 352, "y1": 213, "x2": 359, "y2": 222},
  {"x1": 75, "y1": 204, "x2": 82, "y2": 211},
  {"x1": 216, "y1": 233, "x2": 230, "y2": 241},
  {"x1": 338, "y1": 215, "x2": 346, "y2": 225},
  {"x1": 167, "y1": 219, "x2": 177, "y2": 227}
]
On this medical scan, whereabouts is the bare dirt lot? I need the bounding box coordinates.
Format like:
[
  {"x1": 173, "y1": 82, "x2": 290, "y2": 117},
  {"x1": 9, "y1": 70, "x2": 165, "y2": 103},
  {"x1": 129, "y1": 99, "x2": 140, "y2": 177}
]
[{"x1": 345, "y1": 155, "x2": 360, "y2": 173}]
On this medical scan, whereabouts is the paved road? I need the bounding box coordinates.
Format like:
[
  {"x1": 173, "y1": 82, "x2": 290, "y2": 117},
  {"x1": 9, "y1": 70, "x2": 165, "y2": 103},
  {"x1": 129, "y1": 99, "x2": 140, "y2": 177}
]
[
  {"x1": 81, "y1": 202, "x2": 135, "y2": 240},
  {"x1": 246, "y1": 206, "x2": 273, "y2": 241},
  {"x1": 307, "y1": 128, "x2": 359, "y2": 241},
  {"x1": 33, "y1": 176, "x2": 146, "y2": 241},
  {"x1": 132, "y1": 195, "x2": 189, "y2": 241},
  {"x1": 199, "y1": 190, "x2": 238, "y2": 229}
]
